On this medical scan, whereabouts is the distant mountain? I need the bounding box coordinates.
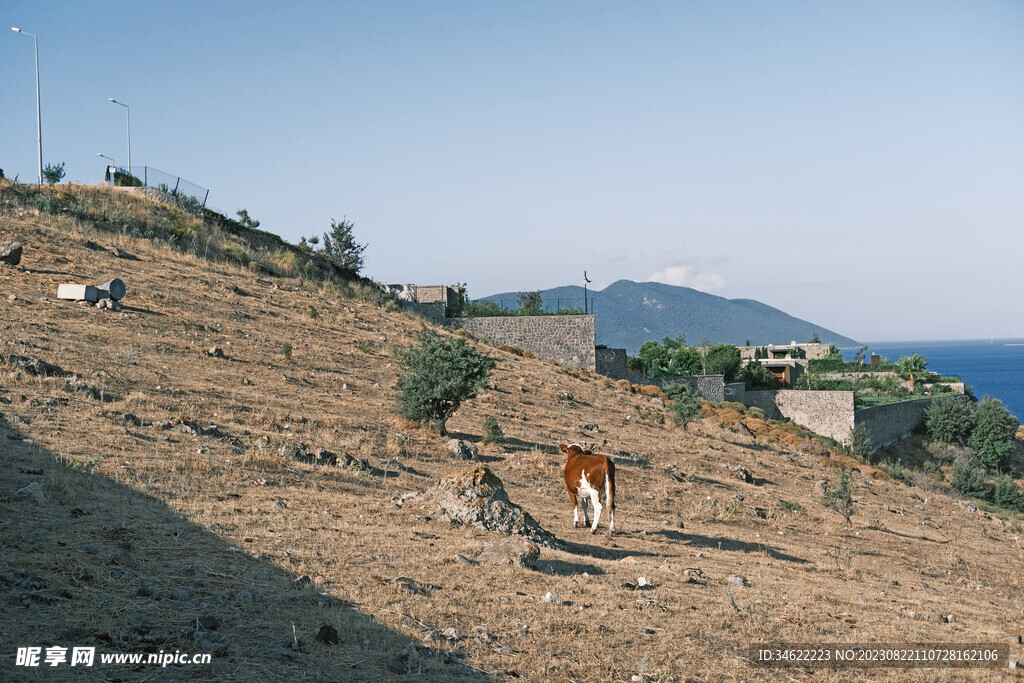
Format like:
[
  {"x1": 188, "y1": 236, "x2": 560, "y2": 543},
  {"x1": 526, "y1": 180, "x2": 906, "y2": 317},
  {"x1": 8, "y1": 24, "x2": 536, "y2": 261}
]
[{"x1": 479, "y1": 280, "x2": 859, "y2": 355}]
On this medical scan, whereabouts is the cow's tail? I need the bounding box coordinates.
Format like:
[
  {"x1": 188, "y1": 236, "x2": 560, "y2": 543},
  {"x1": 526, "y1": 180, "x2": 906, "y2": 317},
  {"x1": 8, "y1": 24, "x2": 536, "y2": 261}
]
[{"x1": 605, "y1": 458, "x2": 616, "y2": 510}]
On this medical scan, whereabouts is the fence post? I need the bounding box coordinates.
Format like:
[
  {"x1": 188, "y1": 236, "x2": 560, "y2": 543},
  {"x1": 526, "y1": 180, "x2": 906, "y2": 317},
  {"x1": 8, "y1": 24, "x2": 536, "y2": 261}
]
[
  {"x1": 202, "y1": 189, "x2": 209, "y2": 207},
  {"x1": 173, "y1": 177, "x2": 180, "y2": 195}
]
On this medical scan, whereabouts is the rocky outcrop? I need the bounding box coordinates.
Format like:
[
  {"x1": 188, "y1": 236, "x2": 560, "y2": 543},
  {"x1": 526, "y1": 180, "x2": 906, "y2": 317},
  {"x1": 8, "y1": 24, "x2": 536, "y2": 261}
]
[{"x1": 427, "y1": 467, "x2": 559, "y2": 548}]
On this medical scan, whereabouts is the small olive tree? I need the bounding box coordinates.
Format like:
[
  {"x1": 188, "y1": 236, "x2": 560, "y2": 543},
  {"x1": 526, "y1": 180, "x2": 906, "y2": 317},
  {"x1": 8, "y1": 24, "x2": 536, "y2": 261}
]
[
  {"x1": 42, "y1": 162, "x2": 65, "y2": 185},
  {"x1": 823, "y1": 469, "x2": 855, "y2": 524},
  {"x1": 393, "y1": 329, "x2": 496, "y2": 436}
]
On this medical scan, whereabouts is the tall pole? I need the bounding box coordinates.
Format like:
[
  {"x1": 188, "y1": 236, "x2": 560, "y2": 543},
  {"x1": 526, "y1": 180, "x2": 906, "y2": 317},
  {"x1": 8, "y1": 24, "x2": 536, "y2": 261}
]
[
  {"x1": 12, "y1": 28, "x2": 42, "y2": 186},
  {"x1": 109, "y1": 98, "x2": 130, "y2": 175},
  {"x1": 583, "y1": 270, "x2": 591, "y2": 315}
]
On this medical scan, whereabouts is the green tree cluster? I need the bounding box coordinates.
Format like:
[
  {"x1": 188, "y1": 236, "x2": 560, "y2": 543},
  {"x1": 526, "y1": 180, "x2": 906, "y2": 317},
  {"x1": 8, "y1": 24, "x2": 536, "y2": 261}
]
[
  {"x1": 926, "y1": 395, "x2": 1018, "y2": 470},
  {"x1": 630, "y1": 336, "x2": 741, "y2": 381}
]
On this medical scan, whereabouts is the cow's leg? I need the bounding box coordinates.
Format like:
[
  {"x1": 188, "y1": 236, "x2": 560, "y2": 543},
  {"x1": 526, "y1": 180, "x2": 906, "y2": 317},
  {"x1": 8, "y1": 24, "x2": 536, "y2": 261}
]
[
  {"x1": 587, "y1": 487, "x2": 603, "y2": 534},
  {"x1": 580, "y1": 495, "x2": 590, "y2": 528},
  {"x1": 568, "y1": 489, "x2": 581, "y2": 528},
  {"x1": 606, "y1": 473, "x2": 616, "y2": 533}
]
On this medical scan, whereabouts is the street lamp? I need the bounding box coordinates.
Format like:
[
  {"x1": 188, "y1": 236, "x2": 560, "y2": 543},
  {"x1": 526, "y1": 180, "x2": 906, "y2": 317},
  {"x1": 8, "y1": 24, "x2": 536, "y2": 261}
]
[
  {"x1": 108, "y1": 98, "x2": 130, "y2": 176},
  {"x1": 97, "y1": 153, "x2": 115, "y2": 184},
  {"x1": 11, "y1": 27, "x2": 42, "y2": 186}
]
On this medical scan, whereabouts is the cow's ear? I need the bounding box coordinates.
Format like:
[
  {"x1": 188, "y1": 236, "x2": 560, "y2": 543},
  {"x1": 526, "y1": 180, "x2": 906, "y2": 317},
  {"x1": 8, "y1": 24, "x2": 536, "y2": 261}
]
[{"x1": 559, "y1": 443, "x2": 569, "y2": 454}]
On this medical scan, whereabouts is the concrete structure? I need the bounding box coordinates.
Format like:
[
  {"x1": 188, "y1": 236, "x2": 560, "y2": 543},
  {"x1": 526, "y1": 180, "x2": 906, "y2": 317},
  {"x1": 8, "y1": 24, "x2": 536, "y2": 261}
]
[
  {"x1": 383, "y1": 284, "x2": 465, "y2": 321},
  {"x1": 444, "y1": 314, "x2": 596, "y2": 371},
  {"x1": 739, "y1": 342, "x2": 833, "y2": 361}
]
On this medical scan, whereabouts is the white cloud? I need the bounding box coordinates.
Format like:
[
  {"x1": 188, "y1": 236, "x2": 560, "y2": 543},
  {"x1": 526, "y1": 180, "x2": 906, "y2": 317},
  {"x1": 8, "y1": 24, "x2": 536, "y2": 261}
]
[{"x1": 646, "y1": 264, "x2": 726, "y2": 292}]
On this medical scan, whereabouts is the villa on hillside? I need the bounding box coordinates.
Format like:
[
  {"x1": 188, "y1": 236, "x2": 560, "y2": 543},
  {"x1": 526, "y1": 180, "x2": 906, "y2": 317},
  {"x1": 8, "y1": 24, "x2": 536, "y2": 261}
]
[{"x1": 737, "y1": 341, "x2": 832, "y2": 387}]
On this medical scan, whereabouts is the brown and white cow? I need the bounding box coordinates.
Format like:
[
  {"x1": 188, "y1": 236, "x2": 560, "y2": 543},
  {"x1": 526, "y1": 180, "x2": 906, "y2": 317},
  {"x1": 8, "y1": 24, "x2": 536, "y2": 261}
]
[{"x1": 560, "y1": 443, "x2": 616, "y2": 534}]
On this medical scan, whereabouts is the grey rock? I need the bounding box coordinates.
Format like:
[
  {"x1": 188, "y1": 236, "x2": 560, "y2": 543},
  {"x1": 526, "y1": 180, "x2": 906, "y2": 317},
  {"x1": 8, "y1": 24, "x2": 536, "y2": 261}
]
[
  {"x1": 116, "y1": 550, "x2": 137, "y2": 568},
  {"x1": 170, "y1": 588, "x2": 191, "y2": 601},
  {"x1": 476, "y1": 535, "x2": 540, "y2": 569},
  {"x1": 426, "y1": 467, "x2": 559, "y2": 548},
  {"x1": 0, "y1": 241, "x2": 23, "y2": 266},
  {"x1": 814, "y1": 479, "x2": 829, "y2": 496},
  {"x1": 9, "y1": 355, "x2": 65, "y2": 377},
  {"x1": 194, "y1": 631, "x2": 231, "y2": 653},
  {"x1": 445, "y1": 439, "x2": 479, "y2": 460},
  {"x1": 543, "y1": 592, "x2": 563, "y2": 605},
  {"x1": 14, "y1": 481, "x2": 46, "y2": 504},
  {"x1": 196, "y1": 615, "x2": 219, "y2": 630},
  {"x1": 207, "y1": 346, "x2": 225, "y2": 358},
  {"x1": 727, "y1": 575, "x2": 749, "y2": 587}
]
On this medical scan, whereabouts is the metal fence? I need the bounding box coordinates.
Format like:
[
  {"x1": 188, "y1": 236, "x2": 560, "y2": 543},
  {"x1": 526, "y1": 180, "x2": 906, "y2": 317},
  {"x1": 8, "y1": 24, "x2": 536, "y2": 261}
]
[
  {"x1": 486, "y1": 296, "x2": 595, "y2": 313},
  {"x1": 113, "y1": 166, "x2": 209, "y2": 207}
]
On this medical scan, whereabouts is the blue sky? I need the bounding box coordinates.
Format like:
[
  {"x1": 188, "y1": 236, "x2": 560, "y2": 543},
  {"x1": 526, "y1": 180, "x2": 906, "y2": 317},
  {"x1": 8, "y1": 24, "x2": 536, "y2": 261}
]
[{"x1": 4, "y1": 1, "x2": 1023, "y2": 342}]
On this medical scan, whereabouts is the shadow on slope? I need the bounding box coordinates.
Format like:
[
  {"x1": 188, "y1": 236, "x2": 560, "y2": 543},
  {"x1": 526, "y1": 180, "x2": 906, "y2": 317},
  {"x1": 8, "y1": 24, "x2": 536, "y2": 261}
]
[{"x1": 0, "y1": 416, "x2": 489, "y2": 681}]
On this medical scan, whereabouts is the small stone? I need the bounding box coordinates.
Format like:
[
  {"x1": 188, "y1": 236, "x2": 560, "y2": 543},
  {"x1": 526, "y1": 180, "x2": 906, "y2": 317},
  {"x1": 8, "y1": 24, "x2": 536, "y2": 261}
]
[
  {"x1": 116, "y1": 550, "x2": 137, "y2": 568},
  {"x1": 14, "y1": 481, "x2": 46, "y2": 504},
  {"x1": 440, "y1": 627, "x2": 464, "y2": 642},
  {"x1": 814, "y1": 479, "x2": 829, "y2": 496},
  {"x1": 637, "y1": 577, "x2": 653, "y2": 589},
  {"x1": 207, "y1": 346, "x2": 225, "y2": 358},
  {"x1": 194, "y1": 631, "x2": 231, "y2": 653},
  {"x1": 727, "y1": 575, "x2": 749, "y2": 587},
  {"x1": 476, "y1": 536, "x2": 540, "y2": 569},
  {"x1": 196, "y1": 615, "x2": 219, "y2": 630},
  {"x1": 7, "y1": 294, "x2": 16, "y2": 301},
  {"x1": 543, "y1": 592, "x2": 563, "y2": 605},
  {"x1": 171, "y1": 588, "x2": 191, "y2": 601},
  {"x1": 858, "y1": 594, "x2": 869, "y2": 604}
]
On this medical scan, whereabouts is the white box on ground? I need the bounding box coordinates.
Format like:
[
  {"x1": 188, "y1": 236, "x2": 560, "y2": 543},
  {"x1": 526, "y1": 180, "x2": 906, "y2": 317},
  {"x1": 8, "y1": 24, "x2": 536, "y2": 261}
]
[{"x1": 57, "y1": 284, "x2": 101, "y2": 302}]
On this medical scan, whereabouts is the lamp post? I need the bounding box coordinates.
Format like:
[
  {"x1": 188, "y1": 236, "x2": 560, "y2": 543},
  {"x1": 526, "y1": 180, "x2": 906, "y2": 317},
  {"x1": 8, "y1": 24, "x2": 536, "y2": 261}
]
[
  {"x1": 97, "y1": 154, "x2": 115, "y2": 184},
  {"x1": 11, "y1": 27, "x2": 42, "y2": 186},
  {"x1": 108, "y1": 98, "x2": 130, "y2": 176}
]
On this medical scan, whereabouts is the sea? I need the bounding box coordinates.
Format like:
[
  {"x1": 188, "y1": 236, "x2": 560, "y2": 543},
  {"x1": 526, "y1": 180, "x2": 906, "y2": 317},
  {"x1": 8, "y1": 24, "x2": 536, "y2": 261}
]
[{"x1": 842, "y1": 339, "x2": 1024, "y2": 421}]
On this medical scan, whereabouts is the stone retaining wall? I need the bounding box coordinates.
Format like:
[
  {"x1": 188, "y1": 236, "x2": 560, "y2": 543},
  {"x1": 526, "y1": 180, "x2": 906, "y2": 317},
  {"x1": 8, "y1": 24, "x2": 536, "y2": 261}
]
[
  {"x1": 444, "y1": 315, "x2": 595, "y2": 371},
  {"x1": 855, "y1": 398, "x2": 933, "y2": 453}
]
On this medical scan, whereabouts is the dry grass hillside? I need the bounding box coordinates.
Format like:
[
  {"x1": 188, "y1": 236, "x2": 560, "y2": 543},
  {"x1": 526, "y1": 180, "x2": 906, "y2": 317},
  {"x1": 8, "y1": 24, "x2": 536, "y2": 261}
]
[{"x1": 2, "y1": 184, "x2": 1024, "y2": 681}]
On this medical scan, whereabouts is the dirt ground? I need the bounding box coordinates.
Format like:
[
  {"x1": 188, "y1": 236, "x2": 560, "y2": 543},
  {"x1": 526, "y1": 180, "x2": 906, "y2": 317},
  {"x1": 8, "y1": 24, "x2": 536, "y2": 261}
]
[{"x1": 2, "y1": 189, "x2": 1023, "y2": 681}]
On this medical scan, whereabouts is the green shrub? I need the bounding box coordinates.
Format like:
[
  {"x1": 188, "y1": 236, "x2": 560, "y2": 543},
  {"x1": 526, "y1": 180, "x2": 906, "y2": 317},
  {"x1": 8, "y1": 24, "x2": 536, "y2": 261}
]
[
  {"x1": 393, "y1": 328, "x2": 496, "y2": 436},
  {"x1": 667, "y1": 386, "x2": 703, "y2": 430},
  {"x1": 850, "y1": 425, "x2": 872, "y2": 458},
  {"x1": 925, "y1": 395, "x2": 976, "y2": 446},
  {"x1": 993, "y1": 475, "x2": 1024, "y2": 512},
  {"x1": 743, "y1": 360, "x2": 778, "y2": 390},
  {"x1": 951, "y1": 456, "x2": 991, "y2": 499},
  {"x1": 968, "y1": 396, "x2": 1019, "y2": 470},
  {"x1": 280, "y1": 343, "x2": 293, "y2": 360},
  {"x1": 885, "y1": 460, "x2": 914, "y2": 486},
  {"x1": 822, "y1": 469, "x2": 855, "y2": 523},
  {"x1": 42, "y1": 162, "x2": 66, "y2": 185},
  {"x1": 482, "y1": 416, "x2": 504, "y2": 445}
]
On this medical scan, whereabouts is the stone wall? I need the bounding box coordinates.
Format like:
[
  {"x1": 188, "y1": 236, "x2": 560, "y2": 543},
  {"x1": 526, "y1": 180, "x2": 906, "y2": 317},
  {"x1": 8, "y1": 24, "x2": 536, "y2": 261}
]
[
  {"x1": 741, "y1": 390, "x2": 933, "y2": 451},
  {"x1": 444, "y1": 315, "x2": 596, "y2": 371},
  {"x1": 742, "y1": 390, "x2": 856, "y2": 444},
  {"x1": 855, "y1": 398, "x2": 933, "y2": 453}
]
